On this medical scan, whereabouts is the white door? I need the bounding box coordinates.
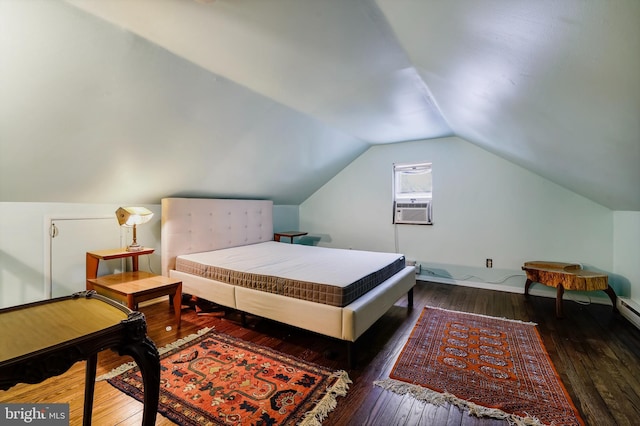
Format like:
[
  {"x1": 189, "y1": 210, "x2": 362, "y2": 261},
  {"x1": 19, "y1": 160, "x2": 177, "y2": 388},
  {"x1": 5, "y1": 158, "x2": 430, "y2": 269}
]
[{"x1": 49, "y1": 217, "x2": 122, "y2": 298}]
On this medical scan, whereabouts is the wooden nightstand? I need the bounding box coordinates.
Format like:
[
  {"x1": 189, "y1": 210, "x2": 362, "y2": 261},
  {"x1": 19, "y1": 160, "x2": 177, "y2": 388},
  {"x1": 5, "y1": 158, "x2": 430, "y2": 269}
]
[
  {"x1": 86, "y1": 247, "x2": 155, "y2": 284},
  {"x1": 86, "y1": 248, "x2": 182, "y2": 328},
  {"x1": 274, "y1": 231, "x2": 308, "y2": 243}
]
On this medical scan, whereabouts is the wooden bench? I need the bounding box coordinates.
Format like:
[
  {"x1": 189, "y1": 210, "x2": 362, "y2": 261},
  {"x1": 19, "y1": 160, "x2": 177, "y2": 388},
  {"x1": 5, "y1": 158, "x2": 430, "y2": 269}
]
[{"x1": 522, "y1": 261, "x2": 617, "y2": 318}]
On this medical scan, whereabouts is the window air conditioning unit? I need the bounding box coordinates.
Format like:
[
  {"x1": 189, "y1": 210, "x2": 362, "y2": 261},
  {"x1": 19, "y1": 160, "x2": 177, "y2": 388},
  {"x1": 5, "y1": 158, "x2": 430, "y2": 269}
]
[{"x1": 394, "y1": 202, "x2": 432, "y2": 225}]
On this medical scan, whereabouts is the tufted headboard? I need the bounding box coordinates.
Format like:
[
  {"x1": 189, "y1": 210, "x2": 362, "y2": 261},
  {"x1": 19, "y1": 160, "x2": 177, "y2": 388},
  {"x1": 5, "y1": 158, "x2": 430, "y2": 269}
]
[{"x1": 161, "y1": 198, "x2": 274, "y2": 277}]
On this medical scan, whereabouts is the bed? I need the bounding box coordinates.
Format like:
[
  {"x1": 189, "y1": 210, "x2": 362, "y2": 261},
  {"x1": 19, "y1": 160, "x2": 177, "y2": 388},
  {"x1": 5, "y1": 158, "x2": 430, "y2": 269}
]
[{"x1": 161, "y1": 197, "x2": 416, "y2": 366}]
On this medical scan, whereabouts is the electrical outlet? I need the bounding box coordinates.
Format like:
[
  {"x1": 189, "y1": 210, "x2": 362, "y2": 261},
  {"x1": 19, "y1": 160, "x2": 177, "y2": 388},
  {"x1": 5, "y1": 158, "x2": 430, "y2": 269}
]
[{"x1": 486, "y1": 258, "x2": 493, "y2": 268}]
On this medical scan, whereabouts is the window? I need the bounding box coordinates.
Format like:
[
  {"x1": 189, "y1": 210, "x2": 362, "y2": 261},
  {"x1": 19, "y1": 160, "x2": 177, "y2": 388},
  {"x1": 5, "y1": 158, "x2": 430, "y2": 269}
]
[{"x1": 393, "y1": 162, "x2": 432, "y2": 224}]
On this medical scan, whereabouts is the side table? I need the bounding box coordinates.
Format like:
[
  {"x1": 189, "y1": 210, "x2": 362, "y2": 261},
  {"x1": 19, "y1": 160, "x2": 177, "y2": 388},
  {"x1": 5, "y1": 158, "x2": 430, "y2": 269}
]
[
  {"x1": 274, "y1": 231, "x2": 308, "y2": 243},
  {"x1": 86, "y1": 247, "x2": 155, "y2": 287},
  {"x1": 87, "y1": 248, "x2": 181, "y2": 328},
  {"x1": 87, "y1": 271, "x2": 182, "y2": 328},
  {"x1": 0, "y1": 291, "x2": 160, "y2": 426},
  {"x1": 522, "y1": 261, "x2": 617, "y2": 318}
]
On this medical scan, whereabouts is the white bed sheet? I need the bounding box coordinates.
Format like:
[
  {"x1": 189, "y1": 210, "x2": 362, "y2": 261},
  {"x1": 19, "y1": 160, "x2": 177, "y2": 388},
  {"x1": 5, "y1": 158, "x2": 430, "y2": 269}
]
[{"x1": 176, "y1": 241, "x2": 404, "y2": 287}]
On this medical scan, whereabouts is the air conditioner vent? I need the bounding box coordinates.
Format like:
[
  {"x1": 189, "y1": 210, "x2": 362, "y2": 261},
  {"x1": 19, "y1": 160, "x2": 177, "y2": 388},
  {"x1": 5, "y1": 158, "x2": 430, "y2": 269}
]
[
  {"x1": 394, "y1": 202, "x2": 432, "y2": 225},
  {"x1": 396, "y1": 203, "x2": 429, "y2": 208}
]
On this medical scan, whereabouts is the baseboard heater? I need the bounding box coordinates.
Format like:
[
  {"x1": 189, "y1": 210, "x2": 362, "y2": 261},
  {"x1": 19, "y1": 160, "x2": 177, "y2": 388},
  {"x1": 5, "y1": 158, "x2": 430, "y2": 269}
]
[{"x1": 619, "y1": 297, "x2": 640, "y2": 330}]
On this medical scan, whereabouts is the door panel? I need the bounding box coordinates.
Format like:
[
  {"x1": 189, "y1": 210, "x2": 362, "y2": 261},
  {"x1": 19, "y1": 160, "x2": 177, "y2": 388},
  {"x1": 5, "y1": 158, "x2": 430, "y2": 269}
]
[{"x1": 50, "y1": 218, "x2": 121, "y2": 298}]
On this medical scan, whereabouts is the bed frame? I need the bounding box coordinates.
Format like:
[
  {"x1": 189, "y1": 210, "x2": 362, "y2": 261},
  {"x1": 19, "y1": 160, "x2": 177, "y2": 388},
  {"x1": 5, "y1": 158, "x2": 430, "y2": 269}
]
[{"x1": 161, "y1": 197, "x2": 415, "y2": 366}]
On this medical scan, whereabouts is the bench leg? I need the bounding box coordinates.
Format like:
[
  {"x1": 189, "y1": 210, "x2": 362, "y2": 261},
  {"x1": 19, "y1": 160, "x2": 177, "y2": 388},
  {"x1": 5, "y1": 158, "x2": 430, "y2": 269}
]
[
  {"x1": 556, "y1": 285, "x2": 565, "y2": 318},
  {"x1": 524, "y1": 279, "x2": 533, "y2": 296},
  {"x1": 603, "y1": 285, "x2": 618, "y2": 313}
]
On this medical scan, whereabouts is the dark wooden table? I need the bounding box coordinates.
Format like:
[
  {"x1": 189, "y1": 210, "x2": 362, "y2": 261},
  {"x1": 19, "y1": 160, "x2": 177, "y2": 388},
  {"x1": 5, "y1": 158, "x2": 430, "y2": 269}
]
[
  {"x1": 0, "y1": 291, "x2": 160, "y2": 426},
  {"x1": 273, "y1": 231, "x2": 308, "y2": 243}
]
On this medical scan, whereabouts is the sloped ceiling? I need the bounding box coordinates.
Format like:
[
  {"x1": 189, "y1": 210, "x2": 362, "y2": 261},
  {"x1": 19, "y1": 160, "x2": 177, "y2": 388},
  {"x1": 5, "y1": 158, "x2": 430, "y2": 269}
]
[
  {"x1": 378, "y1": 0, "x2": 640, "y2": 211},
  {"x1": 1, "y1": 0, "x2": 638, "y2": 210}
]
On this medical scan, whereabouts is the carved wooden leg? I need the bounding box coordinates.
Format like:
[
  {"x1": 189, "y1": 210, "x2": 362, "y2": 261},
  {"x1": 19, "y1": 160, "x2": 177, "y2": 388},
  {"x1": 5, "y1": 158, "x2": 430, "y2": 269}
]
[
  {"x1": 556, "y1": 285, "x2": 565, "y2": 318},
  {"x1": 83, "y1": 354, "x2": 97, "y2": 426},
  {"x1": 119, "y1": 337, "x2": 160, "y2": 426},
  {"x1": 603, "y1": 285, "x2": 618, "y2": 313},
  {"x1": 524, "y1": 279, "x2": 533, "y2": 297}
]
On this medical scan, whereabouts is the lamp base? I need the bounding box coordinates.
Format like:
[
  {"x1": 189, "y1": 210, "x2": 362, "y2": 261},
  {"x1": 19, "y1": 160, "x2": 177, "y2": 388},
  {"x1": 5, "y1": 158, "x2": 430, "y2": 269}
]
[{"x1": 126, "y1": 244, "x2": 145, "y2": 252}]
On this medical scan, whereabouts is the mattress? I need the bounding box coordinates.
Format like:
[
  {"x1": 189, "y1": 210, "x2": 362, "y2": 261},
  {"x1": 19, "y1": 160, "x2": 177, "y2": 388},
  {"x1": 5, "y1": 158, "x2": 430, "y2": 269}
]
[{"x1": 175, "y1": 241, "x2": 405, "y2": 307}]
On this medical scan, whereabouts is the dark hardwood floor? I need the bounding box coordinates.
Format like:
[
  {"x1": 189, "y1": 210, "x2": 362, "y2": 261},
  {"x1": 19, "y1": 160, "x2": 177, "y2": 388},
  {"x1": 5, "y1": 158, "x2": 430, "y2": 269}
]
[{"x1": 2, "y1": 280, "x2": 639, "y2": 425}]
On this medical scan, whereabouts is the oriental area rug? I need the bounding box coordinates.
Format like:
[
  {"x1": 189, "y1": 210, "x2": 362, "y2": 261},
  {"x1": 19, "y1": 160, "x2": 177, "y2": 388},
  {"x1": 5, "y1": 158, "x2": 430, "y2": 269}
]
[
  {"x1": 374, "y1": 307, "x2": 584, "y2": 426},
  {"x1": 103, "y1": 328, "x2": 351, "y2": 425}
]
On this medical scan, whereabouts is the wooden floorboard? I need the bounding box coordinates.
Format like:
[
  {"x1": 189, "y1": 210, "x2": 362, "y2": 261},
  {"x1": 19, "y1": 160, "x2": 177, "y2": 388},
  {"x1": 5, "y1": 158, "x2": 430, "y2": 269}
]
[{"x1": 2, "y1": 281, "x2": 640, "y2": 425}]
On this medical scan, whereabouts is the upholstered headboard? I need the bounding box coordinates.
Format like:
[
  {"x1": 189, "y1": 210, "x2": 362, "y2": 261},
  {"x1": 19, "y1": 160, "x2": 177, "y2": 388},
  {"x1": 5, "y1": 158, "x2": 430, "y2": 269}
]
[{"x1": 161, "y1": 198, "x2": 274, "y2": 277}]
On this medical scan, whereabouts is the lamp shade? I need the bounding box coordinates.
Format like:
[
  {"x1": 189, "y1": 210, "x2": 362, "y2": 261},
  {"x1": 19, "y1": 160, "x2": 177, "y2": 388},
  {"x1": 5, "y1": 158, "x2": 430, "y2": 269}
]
[
  {"x1": 116, "y1": 207, "x2": 154, "y2": 252},
  {"x1": 116, "y1": 207, "x2": 154, "y2": 227}
]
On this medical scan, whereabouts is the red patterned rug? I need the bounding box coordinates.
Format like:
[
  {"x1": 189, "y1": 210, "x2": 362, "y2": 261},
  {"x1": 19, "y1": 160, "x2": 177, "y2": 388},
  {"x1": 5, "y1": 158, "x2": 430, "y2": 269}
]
[
  {"x1": 104, "y1": 328, "x2": 351, "y2": 425},
  {"x1": 375, "y1": 307, "x2": 584, "y2": 426}
]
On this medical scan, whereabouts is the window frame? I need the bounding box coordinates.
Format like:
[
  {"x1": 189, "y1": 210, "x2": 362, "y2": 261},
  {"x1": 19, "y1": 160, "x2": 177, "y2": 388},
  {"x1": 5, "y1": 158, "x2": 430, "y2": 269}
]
[{"x1": 392, "y1": 162, "x2": 433, "y2": 225}]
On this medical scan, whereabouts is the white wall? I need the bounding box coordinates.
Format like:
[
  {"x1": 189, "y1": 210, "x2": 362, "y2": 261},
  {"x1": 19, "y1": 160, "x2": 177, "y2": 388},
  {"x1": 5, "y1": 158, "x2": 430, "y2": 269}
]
[
  {"x1": 0, "y1": 0, "x2": 367, "y2": 206},
  {"x1": 0, "y1": 202, "x2": 161, "y2": 308},
  {"x1": 613, "y1": 211, "x2": 640, "y2": 303},
  {"x1": 0, "y1": 201, "x2": 297, "y2": 308},
  {"x1": 300, "y1": 137, "x2": 619, "y2": 300},
  {"x1": 273, "y1": 205, "x2": 300, "y2": 233}
]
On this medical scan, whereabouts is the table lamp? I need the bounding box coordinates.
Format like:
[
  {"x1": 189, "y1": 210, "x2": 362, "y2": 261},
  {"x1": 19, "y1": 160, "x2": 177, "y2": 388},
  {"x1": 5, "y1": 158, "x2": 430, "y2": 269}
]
[{"x1": 116, "y1": 207, "x2": 154, "y2": 252}]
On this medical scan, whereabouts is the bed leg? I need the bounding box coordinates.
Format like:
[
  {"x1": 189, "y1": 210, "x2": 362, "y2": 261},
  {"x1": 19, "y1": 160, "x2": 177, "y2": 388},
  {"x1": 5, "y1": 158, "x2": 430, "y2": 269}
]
[
  {"x1": 241, "y1": 312, "x2": 247, "y2": 327},
  {"x1": 408, "y1": 287, "x2": 414, "y2": 309},
  {"x1": 347, "y1": 341, "x2": 356, "y2": 369}
]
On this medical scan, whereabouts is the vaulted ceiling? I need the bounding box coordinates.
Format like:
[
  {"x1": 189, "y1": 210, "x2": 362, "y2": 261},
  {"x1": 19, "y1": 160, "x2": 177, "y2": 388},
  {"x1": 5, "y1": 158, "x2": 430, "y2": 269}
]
[{"x1": 1, "y1": 0, "x2": 638, "y2": 210}]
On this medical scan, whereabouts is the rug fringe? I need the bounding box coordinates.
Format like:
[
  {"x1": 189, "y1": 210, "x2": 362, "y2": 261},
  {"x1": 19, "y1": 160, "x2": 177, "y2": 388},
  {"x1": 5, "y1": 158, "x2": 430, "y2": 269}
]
[
  {"x1": 373, "y1": 379, "x2": 544, "y2": 426},
  {"x1": 96, "y1": 327, "x2": 213, "y2": 381},
  {"x1": 298, "y1": 370, "x2": 352, "y2": 426},
  {"x1": 427, "y1": 305, "x2": 538, "y2": 326}
]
